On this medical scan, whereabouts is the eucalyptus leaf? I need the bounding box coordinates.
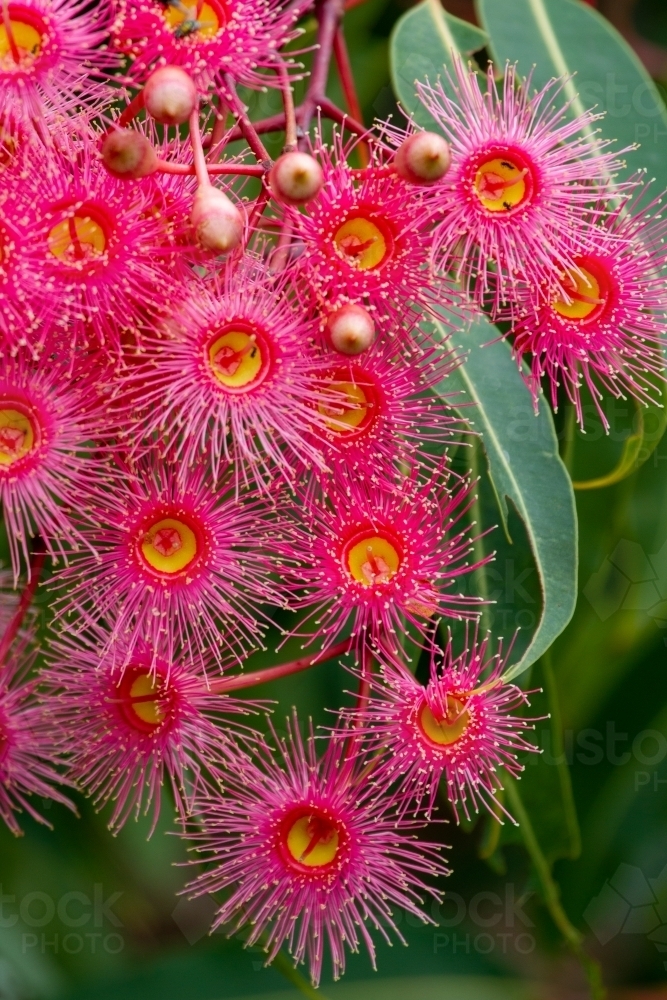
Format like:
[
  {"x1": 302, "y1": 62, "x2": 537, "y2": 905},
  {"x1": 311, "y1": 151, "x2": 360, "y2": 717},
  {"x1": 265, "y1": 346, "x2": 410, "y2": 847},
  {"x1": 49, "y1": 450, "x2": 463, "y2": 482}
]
[
  {"x1": 432, "y1": 313, "x2": 578, "y2": 679},
  {"x1": 390, "y1": 0, "x2": 487, "y2": 126},
  {"x1": 476, "y1": 0, "x2": 667, "y2": 190}
]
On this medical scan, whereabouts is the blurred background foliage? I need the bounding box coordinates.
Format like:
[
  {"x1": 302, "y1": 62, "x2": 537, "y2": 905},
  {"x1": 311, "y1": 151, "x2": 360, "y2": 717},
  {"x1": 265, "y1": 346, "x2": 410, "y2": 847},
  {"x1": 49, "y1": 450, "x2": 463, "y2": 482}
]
[{"x1": 3, "y1": 1, "x2": 667, "y2": 998}]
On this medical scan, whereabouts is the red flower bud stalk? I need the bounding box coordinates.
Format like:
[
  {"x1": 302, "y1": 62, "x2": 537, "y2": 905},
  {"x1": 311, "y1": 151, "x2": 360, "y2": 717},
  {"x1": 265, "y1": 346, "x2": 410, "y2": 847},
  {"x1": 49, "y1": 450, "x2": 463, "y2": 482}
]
[{"x1": 188, "y1": 107, "x2": 244, "y2": 254}]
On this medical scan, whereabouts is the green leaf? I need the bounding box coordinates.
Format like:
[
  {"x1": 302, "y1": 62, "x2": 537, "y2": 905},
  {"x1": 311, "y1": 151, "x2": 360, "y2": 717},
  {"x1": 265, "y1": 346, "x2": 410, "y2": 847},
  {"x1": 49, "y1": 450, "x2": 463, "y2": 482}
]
[
  {"x1": 432, "y1": 313, "x2": 578, "y2": 679},
  {"x1": 390, "y1": 0, "x2": 487, "y2": 127},
  {"x1": 476, "y1": 0, "x2": 667, "y2": 190}
]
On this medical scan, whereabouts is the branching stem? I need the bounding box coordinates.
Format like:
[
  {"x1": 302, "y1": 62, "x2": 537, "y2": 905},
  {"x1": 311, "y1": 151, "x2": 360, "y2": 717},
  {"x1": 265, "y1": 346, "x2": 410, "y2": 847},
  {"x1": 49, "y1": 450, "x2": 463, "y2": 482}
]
[
  {"x1": 0, "y1": 539, "x2": 46, "y2": 667},
  {"x1": 209, "y1": 637, "x2": 354, "y2": 693}
]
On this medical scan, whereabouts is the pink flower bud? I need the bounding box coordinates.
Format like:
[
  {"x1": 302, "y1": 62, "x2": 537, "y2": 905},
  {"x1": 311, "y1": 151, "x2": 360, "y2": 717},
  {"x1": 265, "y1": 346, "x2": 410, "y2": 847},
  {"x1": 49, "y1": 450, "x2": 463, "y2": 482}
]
[
  {"x1": 326, "y1": 304, "x2": 375, "y2": 355},
  {"x1": 101, "y1": 129, "x2": 158, "y2": 179},
  {"x1": 394, "y1": 131, "x2": 451, "y2": 184},
  {"x1": 191, "y1": 186, "x2": 244, "y2": 254},
  {"x1": 144, "y1": 66, "x2": 198, "y2": 126},
  {"x1": 269, "y1": 151, "x2": 324, "y2": 205}
]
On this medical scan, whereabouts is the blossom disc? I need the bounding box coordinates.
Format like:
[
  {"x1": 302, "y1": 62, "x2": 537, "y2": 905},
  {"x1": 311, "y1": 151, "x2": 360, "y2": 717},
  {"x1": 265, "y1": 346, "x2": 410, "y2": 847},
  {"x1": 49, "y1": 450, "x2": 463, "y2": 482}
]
[
  {"x1": 117, "y1": 666, "x2": 171, "y2": 733},
  {"x1": 418, "y1": 696, "x2": 470, "y2": 747},
  {"x1": 0, "y1": 403, "x2": 37, "y2": 466},
  {"x1": 162, "y1": 0, "x2": 228, "y2": 40},
  {"x1": 47, "y1": 202, "x2": 111, "y2": 272},
  {"x1": 207, "y1": 324, "x2": 271, "y2": 393},
  {"x1": 551, "y1": 257, "x2": 610, "y2": 323},
  {"x1": 344, "y1": 529, "x2": 402, "y2": 587},
  {"x1": 138, "y1": 515, "x2": 200, "y2": 577},
  {"x1": 471, "y1": 148, "x2": 535, "y2": 215},
  {"x1": 333, "y1": 215, "x2": 392, "y2": 271},
  {"x1": 317, "y1": 367, "x2": 378, "y2": 438},
  {"x1": 0, "y1": 6, "x2": 45, "y2": 72},
  {"x1": 279, "y1": 806, "x2": 346, "y2": 875}
]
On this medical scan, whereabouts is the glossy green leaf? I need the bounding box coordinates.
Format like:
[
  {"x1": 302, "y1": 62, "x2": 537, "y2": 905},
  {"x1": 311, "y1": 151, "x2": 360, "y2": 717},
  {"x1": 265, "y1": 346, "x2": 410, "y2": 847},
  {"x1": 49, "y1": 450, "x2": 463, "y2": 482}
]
[
  {"x1": 390, "y1": 0, "x2": 487, "y2": 126},
  {"x1": 432, "y1": 313, "x2": 578, "y2": 680},
  {"x1": 476, "y1": 0, "x2": 667, "y2": 190}
]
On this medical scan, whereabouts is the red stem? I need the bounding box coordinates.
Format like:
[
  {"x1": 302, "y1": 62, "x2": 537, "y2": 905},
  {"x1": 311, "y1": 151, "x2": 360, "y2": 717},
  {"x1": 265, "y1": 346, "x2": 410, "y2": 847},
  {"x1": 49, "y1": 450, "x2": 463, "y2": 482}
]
[
  {"x1": 318, "y1": 96, "x2": 367, "y2": 139},
  {"x1": 0, "y1": 540, "x2": 46, "y2": 667},
  {"x1": 207, "y1": 96, "x2": 229, "y2": 160},
  {"x1": 299, "y1": 0, "x2": 345, "y2": 137},
  {"x1": 117, "y1": 90, "x2": 145, "y2": 129},
  {"x1": 155, "y1": 159, "x2": 266, "y2": 176},
  {"x1": 223, "y1": 112, "x2": 287, "y2": 144},
  {"x1": 188, "y1": 106, "x2": 210, "y2": 187},
  {"x1": 332, "y1": 26, "x2": 369, "y2": 165},
  {"x1": 209, "y1": 637, "x2": 354, "y2": 693},
  {"x1": 275, "y1": 59, "x2": 298, "y2": 153},
  {"x1": 223, "y1": 75, "x2": 272, "y2": 165}
]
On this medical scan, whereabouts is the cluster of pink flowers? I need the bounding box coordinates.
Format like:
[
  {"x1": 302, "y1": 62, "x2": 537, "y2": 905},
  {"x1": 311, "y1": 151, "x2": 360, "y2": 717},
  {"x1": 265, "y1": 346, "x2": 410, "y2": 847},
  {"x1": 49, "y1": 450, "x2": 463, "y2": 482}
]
[{"x1": 0, "y1": 0, "x2": 665, "y2": 986}]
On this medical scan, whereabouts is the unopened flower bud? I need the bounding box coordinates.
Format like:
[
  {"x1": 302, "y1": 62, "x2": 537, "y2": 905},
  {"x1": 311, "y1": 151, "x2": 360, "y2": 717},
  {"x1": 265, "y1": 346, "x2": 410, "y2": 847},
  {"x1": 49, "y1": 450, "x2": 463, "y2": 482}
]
[
  {"x1": 394, "y1": 131, "x2": 451, "y2": 184},
  {"x1": 326, "y1": 304, "x2": 375, "y2": 355},
  {"x1": 101, "y1": 129, "x2": 158, "y2": 179},
  {"x1": 269, "y1": 151, "x2": 324, "y2": 205},
  {"x1": 191, "y1": 185, "x2": 244, "y2": 254},
  {"x1": 144, "y1": 66, "x2": 198, "y2": 126}
]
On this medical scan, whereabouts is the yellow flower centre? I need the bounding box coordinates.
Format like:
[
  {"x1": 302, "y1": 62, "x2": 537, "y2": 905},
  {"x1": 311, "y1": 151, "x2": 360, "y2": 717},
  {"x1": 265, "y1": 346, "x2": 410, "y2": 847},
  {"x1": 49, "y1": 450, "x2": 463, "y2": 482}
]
[
  {"x1": 0, "y1": 8, "x2": 44, "y2": 70},
  {"x1": 117, "y1": 668, "x2": 169, "y2": 733},
  {"x1": 139, "y1": 517, "x2": 198, "y2": 576},
  {"x1": 0, "y1": 406, "x2": 35, "y2": 466},
  {"x1": 48, "y1": 210, "x2": 108, "y2": 267},
  {"x1": 333, "y1": 216, "x2": 391, "y2": 270},
  {"x1": 284, "y1": 811, "x2": 341, "y2": 870},
  {"x1": 208, "y1": 327, "x2": 269, "y2": 393},
  {"x1": 418, "y1": 697, "x2": 470, "y2": 747},
  {"x1": 163, "y1": 0, "x2": 225, "y2": 39},
  {"x1": 319, "y1": 380, "x2": 368, "y2": 432},
  {"x1": 552, "y1": 263, "x2": 608, "y2": 322},
  {"x1": 346, "y1": 533, "x2": 401, "y2": 586},
  {"x1": 473, "y1": 155, "x2": 532, "y2": 213}
]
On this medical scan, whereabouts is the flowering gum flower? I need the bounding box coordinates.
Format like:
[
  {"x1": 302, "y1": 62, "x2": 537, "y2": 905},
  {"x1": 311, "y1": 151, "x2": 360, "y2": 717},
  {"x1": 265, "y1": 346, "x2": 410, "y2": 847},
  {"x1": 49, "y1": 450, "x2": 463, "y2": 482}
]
[
  {"x1": 51, "y1": 458, "x2": 291, "y2": 669},
  {"x1": 303, "y1": 329, "x2": 466, "y2": 493},
  {"x1": 282, "y1": 130, "x2": 457, "y2": 326},
  {"x1": 291, "y1": 467, "x2": 488, "y2": 658},
  {"x1": 110, "y1": 0, "x2": 304, "y2": 94},
  {"x1": 509, "y1": 186, "x2": 667, "y2": 427},
  {"x1": 0, "y1": 0, "x2": 115, "y2": 130},
  {"x1": 0, "y1": 350, "x2": 112, "y2": 583},
  {"x1": 9, "y1": 127, "x2": 192, "y2": 354},
  {"x1": 184, "y1": 713, "x2": 448, "y2": 986},
  {"x1": 350, "y1": 631, "x2": 539, "y2": 823},
  {"x1": 0, "y1": 634, "x2": 75, "y2": 835},
  {"x1": 42, "y1": 631, "x2": 257, "y2": 834},
  {"x1": 416, "y1": 60, "x2": 628, "y2": 313},
  {"x1": 120, "y1": 260, "x2": 339, "y2": 488}
]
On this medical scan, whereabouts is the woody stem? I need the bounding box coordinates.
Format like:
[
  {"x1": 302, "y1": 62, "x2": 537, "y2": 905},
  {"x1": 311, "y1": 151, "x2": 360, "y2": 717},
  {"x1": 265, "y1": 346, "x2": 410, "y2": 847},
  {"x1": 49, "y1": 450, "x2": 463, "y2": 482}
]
[
  {"x1": 209, "y1": 637, "x2": 354, "y2": 693},
  {"x1": 0, "y1": 538, "x2": 46, "y2": 667}
]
